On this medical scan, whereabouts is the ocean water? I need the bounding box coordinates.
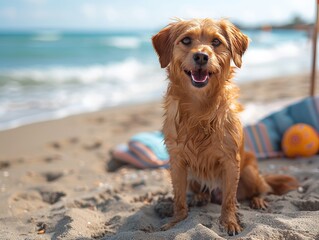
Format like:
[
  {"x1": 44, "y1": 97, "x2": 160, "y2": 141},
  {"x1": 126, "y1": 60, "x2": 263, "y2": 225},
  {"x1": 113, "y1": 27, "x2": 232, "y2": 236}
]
[{"x1": 0, "y1": 29, "x2": 312, "y2": 130}]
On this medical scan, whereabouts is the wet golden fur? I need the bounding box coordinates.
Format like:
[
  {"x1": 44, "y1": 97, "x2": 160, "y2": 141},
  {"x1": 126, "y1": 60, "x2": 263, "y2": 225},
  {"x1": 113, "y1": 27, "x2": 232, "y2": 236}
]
[{"x1": 152, "y1": 18, "x2": 298, "y2": 235}]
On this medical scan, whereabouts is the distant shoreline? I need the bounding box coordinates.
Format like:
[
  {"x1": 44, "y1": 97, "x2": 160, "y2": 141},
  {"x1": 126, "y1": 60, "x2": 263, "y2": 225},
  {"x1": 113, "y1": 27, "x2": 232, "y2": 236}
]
[{"x1": 238, "y1": 23, "x2": 313, "y2": 32}]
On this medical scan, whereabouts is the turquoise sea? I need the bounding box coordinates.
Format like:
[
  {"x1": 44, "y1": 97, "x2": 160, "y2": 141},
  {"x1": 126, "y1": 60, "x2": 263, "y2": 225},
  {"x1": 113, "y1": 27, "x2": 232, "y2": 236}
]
[{"x1": 0, "y1": 29, "x2": 312, "y2": 130}]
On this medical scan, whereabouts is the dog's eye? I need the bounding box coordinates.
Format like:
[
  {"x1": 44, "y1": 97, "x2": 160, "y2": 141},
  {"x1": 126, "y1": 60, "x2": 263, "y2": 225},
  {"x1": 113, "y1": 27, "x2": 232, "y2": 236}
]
[
  {"x1": 181, "y1": 37, "x2": 191, "y2": 45},
  {"x1": 212, "y1": 38, "x2": 221, "y2": 47}
]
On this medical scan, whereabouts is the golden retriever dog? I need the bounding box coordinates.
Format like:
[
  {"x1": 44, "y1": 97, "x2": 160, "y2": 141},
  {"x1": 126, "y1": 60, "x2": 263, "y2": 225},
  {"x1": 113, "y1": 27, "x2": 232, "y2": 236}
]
[{"x1": 152, "y1": 18, "x2": 298, "y2": 236}]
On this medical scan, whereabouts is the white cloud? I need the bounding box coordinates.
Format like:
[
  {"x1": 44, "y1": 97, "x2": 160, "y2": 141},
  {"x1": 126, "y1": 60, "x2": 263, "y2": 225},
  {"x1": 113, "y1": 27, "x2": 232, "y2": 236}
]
[
  {"x1": 0, "y1": 0, "x2": 314, "y2": 30},
  {"x1": 81, "y1": 3, "x2": 98, "y2": 20},
  {"x1": 103, "y1": 6, "x2": 119, "y2": 21},
  {"x1": 79, "y1": 4, "x2": 153, "y2": 27},
  {"x1": 130, "y1": 7, "x2": 148, "y2": 21},
  {"x1": 24, "y1": 0, "x2": 47, "y2": 5},
  {"x1": 176, "y1": 5, "x2": 217, "y2": 20},
  {"x1": 0, "y1": 7, "x2": 17, "y2": 19},
  {"x1": 80, "y1": 4, "x2": 123, "y2": 24},
  {"x1": 33, "y1": 9, "x2": 49, "y2": 20}
]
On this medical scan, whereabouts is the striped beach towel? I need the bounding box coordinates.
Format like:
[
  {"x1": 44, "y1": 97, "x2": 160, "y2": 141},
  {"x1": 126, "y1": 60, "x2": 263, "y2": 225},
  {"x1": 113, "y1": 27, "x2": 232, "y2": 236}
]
[
  {"x1": 111, "y1": 131, "x2": 169, "y2": 168},
  {"x1": 244, "y1": 96, "x2": 319, "y2": 159}
]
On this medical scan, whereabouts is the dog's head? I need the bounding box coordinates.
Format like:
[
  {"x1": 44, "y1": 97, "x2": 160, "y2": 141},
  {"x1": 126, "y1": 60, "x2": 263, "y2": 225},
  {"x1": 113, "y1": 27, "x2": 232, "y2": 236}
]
[{"x1": 152, "y1": 18, "x2": 249, "y2": 89}]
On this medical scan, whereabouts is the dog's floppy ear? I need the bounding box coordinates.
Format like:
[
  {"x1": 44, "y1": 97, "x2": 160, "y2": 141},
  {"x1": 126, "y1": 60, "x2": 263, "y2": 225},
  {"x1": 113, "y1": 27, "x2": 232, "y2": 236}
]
[
  {"x1": 152, "y1": 23, "x2": 176, "y2": 68},
  {"x1": 220, "y1": 19, "x2": 249, "y2": 68}
]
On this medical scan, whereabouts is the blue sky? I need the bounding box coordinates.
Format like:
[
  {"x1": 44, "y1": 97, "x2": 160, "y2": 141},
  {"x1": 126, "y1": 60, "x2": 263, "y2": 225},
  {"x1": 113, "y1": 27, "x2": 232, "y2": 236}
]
[{"x1": 0, "y1": 0, "x2": 315, "y2": 30}]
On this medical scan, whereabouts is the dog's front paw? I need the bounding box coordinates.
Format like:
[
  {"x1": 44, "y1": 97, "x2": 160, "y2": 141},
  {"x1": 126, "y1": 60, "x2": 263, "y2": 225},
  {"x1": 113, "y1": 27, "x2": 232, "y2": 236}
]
[
  {"x1": 221, "y1": 220, "x2": 242, "y2": 236},
  {"x1": 220, "y1": 212, "x2": 242, "y2": 236},
  {"x1": 160, "y1": 211, "x2": 188, "y2": 231}
]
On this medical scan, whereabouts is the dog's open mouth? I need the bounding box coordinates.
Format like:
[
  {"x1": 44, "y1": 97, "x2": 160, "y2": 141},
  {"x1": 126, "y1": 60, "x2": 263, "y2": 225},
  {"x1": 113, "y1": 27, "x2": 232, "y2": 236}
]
[{"x1": 184, "y1": 69, "x2": 211, "y2": 88}]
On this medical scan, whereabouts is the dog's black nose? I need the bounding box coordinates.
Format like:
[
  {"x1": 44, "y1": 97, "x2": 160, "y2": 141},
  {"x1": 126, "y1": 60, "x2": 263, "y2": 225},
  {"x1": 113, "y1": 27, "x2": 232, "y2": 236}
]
[{"x1": 193, "y1": 52, "x2": 209, "y2": 66}]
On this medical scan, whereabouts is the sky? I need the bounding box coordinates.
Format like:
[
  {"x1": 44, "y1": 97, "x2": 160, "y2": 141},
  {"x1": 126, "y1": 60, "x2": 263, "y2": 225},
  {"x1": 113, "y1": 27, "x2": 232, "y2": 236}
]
[{"x1": 0, "y1": 0, "x2": 315, "y2": 31}]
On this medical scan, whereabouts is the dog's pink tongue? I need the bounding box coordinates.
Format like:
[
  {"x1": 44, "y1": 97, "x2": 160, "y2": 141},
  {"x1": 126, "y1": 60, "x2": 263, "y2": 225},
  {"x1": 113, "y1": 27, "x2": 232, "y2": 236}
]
[{"x1": 191, "y1": 69, "x2": 209, "y2": 82}]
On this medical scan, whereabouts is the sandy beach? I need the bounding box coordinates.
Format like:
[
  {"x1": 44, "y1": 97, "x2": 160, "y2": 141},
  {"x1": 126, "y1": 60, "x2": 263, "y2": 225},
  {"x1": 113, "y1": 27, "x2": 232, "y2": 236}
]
[{"x1": 0, "y1": 73, "x2": 319, "y2": 240}]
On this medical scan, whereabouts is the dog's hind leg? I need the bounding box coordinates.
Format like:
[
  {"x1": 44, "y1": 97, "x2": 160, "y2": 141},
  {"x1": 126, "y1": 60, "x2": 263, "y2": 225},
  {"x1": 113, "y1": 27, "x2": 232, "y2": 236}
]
[{"x1": 237, "y1": 164, "x2": 272, "y2": 209}]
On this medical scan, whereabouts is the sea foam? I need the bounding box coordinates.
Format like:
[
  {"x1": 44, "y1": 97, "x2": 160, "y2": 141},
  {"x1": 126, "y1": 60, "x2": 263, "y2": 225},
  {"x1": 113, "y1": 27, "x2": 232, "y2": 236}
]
[{"x1": 103, "y1": 36, "x2": 142, "y2": 49}]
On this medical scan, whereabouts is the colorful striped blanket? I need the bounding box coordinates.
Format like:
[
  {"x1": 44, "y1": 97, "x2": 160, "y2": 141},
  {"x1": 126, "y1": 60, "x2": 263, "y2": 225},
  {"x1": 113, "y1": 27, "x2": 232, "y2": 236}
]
[
  {"x1": 244, "y1": 96, "x2": 319, "y2": 159},
  {"x1": 112, "y1": 96, "x2": 319, "y2": 168},
  {"x1": 112, "y1": 131, "x2": 169, "y2": 169}
]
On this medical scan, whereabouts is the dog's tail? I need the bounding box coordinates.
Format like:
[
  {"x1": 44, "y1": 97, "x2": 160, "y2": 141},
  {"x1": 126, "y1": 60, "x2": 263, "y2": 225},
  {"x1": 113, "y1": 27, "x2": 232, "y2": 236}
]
[
  {"x1": 263, "y1": 174, "x2": 299, "y2": 195},
  {"x1": 242, "y1": 151, "x2": 299, "y2": 195}
]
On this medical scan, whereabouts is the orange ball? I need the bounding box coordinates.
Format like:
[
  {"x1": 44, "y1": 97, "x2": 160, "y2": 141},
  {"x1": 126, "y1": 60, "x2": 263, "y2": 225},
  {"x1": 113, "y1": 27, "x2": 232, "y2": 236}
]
[{"x1": 282, "y1": 124, "x2": 319, "y2": 158}]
